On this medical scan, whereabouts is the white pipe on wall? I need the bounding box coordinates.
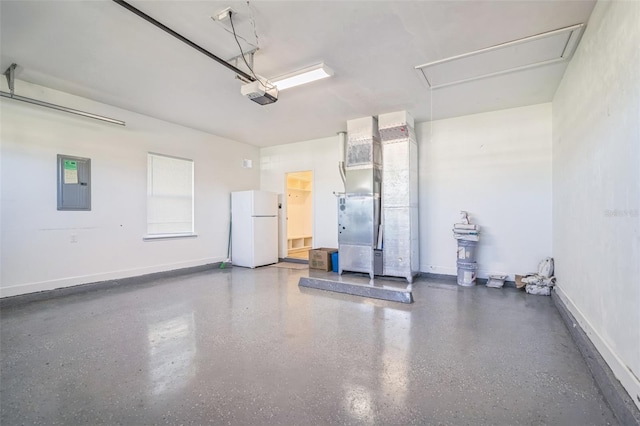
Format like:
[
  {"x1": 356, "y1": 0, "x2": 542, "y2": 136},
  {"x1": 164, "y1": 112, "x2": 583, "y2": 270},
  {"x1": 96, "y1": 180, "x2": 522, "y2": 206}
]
[{"x1": 337, "y1": 131, "x2": 347, "y2": 189}]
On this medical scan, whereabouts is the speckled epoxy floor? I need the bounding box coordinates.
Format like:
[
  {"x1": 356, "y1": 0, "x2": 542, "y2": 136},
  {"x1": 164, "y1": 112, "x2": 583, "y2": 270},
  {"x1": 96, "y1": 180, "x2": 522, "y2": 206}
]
[{"x1": 1, "y1": 267, "x2": 618, "y2": 425}]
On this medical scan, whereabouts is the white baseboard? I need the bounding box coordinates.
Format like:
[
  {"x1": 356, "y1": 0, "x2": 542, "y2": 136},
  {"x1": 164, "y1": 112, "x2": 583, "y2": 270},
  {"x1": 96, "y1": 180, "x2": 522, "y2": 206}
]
[
  {"x1": 420, "y1": 264, "x2": 506, "y2": 280},
  {"x1": 421, "y1": 265, "x2": 456, "y2": 276},
  {"x1": 555, "y1": 285, "x2": 640, "y2": 411},
  {"x1": 0, "y1": 257, "x2": 223, "y2": 298}
]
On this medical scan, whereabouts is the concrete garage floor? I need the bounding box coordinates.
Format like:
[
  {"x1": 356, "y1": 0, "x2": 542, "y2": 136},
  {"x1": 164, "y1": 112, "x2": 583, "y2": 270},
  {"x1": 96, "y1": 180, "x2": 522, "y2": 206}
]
[{"x1": 1, "y1": 267, "x2": 618, "y2": 425}]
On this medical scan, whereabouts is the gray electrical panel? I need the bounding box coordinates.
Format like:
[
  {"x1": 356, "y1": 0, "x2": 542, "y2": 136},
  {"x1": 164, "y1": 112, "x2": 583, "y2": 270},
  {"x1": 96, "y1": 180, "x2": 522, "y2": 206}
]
[{"x1": 57, "y1": 154, "x2": 91, "y2": 210}]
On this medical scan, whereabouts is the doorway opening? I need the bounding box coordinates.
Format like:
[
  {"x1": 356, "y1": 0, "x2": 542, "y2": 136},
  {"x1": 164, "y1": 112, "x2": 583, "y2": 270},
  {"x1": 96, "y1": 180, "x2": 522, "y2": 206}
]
[{"x1": 286, "y1": 171, "x2": 313, "y2": 260}]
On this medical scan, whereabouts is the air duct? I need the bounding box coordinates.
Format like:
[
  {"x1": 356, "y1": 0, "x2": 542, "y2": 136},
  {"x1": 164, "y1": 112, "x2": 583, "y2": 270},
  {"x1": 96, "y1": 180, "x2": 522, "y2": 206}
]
[
  {"x1": 338, "y1": 117, "x2": 382, "y2": 279},
  {"x1": 378, "y1": 111, "x2": 419, "y2": 282},
  {"x1": 337, "y1": 112, "x2": 419, "y2": 283}
]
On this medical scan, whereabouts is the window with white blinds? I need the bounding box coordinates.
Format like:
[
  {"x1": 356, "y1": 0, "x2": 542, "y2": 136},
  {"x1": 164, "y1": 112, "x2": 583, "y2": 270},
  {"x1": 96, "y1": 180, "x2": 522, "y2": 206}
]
[{"x1": 146, "y1": 153, "x2": 194, "y2": 236}]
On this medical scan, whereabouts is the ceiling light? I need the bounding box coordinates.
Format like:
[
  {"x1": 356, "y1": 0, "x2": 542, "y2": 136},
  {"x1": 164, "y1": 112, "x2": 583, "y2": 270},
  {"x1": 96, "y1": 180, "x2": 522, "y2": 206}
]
[{"x1": 271, "y1": 63, "x2": 333, "y2": 91}]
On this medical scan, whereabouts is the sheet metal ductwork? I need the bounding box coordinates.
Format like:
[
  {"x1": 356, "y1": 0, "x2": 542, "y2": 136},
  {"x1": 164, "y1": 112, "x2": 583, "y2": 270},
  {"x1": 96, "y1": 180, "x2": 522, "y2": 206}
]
[
  {"x1": 338, "y1": 112, "x2": 419, "y2": 283},
  {"x1": 338, "y1": 117, "x2": 382, "y2": 279},
  {"x1": 379, "y1": 112, "x2": 419, "y2": 282}
]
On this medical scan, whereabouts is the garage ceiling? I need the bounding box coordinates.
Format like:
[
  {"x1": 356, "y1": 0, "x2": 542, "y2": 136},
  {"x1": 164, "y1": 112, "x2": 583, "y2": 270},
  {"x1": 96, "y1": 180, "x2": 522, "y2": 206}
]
[{"x1": 0, "y1": 1, "x2": 595, "y2": 147}]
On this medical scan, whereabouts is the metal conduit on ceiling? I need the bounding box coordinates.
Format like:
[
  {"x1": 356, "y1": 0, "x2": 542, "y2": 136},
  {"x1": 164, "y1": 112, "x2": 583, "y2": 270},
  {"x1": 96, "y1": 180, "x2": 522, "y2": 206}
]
[{"x1": 1, "y1": 63, "x2": 126, "y2": 126}]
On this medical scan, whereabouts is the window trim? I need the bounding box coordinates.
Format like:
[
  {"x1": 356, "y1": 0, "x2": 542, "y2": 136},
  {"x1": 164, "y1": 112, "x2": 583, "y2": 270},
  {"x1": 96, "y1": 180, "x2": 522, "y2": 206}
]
[
  {"x1": 145, "y1": 152, "x2": 195, "y2": 239},
  {"x1": 143, "y1": 233, "x2": 198, "y2": 241}
]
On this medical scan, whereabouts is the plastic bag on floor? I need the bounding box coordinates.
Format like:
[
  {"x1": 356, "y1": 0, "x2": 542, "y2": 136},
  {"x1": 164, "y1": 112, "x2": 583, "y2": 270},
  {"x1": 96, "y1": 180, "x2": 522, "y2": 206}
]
[
  {"x1": 522, "y1": 275, "x2": 543, "y2": 285},
  {"x1": 519, "y1": 257, "x2": 556, "y2": 296},
  {"x1": 526, "y1": 284, "x2": 551, "y2": 296},
  {"x1": 522, "y1": 275, "x2": 556, "y2": 286},
  {"x1": 542, "y1": 276, "x2": 556, "y2": 286},
  {"x1": 538, "y1": 257, "x2": 554, "y2": 278}
]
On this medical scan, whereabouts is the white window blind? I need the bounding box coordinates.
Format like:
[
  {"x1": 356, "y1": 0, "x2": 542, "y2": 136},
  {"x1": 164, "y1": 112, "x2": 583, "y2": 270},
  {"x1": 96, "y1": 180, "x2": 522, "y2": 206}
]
[{"x1": 147, "y1": 153, "x2": 194, "y2": 236}]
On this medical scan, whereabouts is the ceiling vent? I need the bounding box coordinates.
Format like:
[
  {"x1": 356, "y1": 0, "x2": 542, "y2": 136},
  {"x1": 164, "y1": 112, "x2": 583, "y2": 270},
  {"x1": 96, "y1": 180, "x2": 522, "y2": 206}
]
[{"x1": 415, "y1": 24, "x2": 585, "y2": 89}]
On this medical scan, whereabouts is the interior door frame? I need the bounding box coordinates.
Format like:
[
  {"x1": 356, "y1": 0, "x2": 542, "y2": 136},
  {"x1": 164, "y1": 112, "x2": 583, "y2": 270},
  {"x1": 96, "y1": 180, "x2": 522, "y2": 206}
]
[{"x1": 282, "y1": 170, "x2": 314, "y2": 259}]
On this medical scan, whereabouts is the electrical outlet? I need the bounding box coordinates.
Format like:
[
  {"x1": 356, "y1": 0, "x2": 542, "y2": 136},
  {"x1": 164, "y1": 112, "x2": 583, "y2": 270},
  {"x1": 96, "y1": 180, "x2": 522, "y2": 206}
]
[{"x1": 213, "y1": 7, "x2": 235, "y2": 22}]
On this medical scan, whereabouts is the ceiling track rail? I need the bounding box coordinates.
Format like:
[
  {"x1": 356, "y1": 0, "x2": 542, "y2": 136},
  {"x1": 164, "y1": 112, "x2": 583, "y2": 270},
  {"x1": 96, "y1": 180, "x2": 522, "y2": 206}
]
[
  {"x1": 112, "y1": 0, "x2": 255, "y2": 82},
  {"x1": 1, "y1": 63, "x2": 126, "y2": 126}
]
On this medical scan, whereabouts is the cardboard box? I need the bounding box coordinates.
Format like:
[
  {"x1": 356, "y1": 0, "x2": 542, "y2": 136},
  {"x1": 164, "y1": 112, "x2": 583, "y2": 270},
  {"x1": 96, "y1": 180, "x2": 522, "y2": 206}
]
[
  {"x1": 309, "y1": 248, "x2": 338, "y2": 271},
  {"x1": 515, "y1": 275, "x2": 526, "y2": 289}
]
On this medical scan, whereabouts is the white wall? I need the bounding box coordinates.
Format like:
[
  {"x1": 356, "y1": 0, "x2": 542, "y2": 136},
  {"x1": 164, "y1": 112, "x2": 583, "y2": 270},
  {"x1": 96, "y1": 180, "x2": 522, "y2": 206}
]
[
  {"x1": 417, "y1": 104, "x2": 553, "y2": 278},
  {"x1": 260, "y1": 137, "x2": 343, "y2": 258},
  {"x1": 552, "y1": 0, "x2": 640, "y2": 409},
  {"x1": 1, "y1": 80, "x2": 260, "y2": 297},
  {"x1": 260, "y1": 104, "x2": 552, "y2": 276}
]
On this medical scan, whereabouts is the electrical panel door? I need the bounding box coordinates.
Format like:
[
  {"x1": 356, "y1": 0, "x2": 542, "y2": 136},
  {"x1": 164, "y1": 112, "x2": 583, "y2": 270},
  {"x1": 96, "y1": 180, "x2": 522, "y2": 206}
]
[{"x1": 57, "y1": 154, "x2": 91, "y2": 210}]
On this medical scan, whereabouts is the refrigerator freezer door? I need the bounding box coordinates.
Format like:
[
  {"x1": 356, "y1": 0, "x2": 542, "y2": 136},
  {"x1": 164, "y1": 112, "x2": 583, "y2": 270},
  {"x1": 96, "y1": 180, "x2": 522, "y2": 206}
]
[
  {"x1": 231, "y1": 190, "x2": 278, "y2": 268},
  {"x1": 232, "y1": 191, "x2": 252, "y2": 220},
  {"x1": 251, "y1": 190, "x2": 278, "y2": 216},
  {"x1": 252, "y1": 216, "x2": 278, "y2": 267}
]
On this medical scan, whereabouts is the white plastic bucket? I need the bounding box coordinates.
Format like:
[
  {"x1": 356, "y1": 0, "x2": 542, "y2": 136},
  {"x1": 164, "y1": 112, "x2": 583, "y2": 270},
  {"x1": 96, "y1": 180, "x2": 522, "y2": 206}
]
[
  {"x1": 457, "y1": 262, "x2": 477, "y2": 286},
  {"x1": 457, "y1": 240, "x2": 478, "y2": 262}
]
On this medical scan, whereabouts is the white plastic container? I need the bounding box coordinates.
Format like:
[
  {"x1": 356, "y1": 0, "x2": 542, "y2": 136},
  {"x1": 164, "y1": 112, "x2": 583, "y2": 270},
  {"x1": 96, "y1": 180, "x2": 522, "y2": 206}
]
[
  {"x1": 457, "y1": 262, "x2": 477, "y2": 286},
  {"x1": 457, "y1": 239, "x2": 478, "y2": 262}
]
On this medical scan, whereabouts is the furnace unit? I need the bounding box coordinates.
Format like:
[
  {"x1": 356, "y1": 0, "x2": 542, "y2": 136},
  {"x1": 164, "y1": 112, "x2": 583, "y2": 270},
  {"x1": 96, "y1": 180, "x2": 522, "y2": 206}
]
[
  {"x1": 338, "y1": 117, "x2": 382, "y2": 279},
  {"x1": 338, "y1": 112, "x2": 419, "y2": 283}
]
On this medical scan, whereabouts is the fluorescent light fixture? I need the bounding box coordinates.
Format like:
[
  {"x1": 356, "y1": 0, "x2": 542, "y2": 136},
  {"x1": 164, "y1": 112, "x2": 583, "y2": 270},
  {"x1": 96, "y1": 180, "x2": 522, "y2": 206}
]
[{"x1": 271, "y1": 63, "x2": 333, "y2": 91}]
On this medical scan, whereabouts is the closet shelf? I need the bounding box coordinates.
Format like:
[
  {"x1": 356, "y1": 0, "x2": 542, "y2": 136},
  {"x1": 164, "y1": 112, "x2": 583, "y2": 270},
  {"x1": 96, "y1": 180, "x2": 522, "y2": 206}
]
[
  {"x1": 287, "y1": 175, "x2": 312, "y2": 191},
  {"x1": 287, "y1": 235, "x2": 313, "y2": 250}
]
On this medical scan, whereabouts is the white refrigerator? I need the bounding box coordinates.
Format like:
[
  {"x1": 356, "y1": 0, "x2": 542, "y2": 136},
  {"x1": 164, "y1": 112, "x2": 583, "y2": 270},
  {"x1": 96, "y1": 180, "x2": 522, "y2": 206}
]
[{"x1": 231, "y1": 190, "x2": 279, "y2": 268}]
